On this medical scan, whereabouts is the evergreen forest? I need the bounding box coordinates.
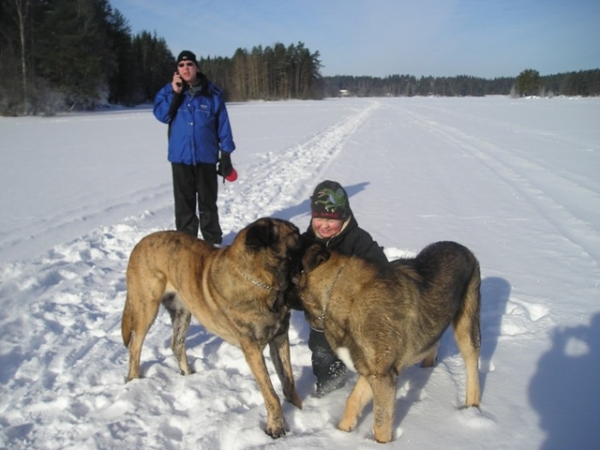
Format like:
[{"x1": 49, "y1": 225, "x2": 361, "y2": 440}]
[{"x1": 1, "y1": 0, "x2": 599, "y2": 116}]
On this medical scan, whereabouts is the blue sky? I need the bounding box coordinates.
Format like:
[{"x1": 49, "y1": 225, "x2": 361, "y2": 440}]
[{"x1": 110, "y1": 0, "x2": 599, "y2": 78}]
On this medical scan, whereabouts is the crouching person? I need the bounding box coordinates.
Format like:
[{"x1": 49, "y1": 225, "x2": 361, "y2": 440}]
[{"x1": 302, "y1": 180, "x2": 388, "y2": 397}]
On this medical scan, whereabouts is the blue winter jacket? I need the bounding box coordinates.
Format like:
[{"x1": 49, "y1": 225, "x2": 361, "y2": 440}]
[{"x1": 153, "y1": 75, "x2": 235, "y2": 165}]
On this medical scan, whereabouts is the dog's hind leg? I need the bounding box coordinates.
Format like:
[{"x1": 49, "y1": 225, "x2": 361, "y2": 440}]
[
  {"x1": 454, "y1": 321, "x2": 481, "y2": 406},
  {"x1": 369, "y1": 373, "x2": 397, "y2": 443},
  {"x1": 453, "y1": 267, "x2": 482, "y2": 407},
  {"x1": 162, "y1": 293, "x2": 193, "y2": 376},
  {"x1": 268, "y1": 329, "x2": 302, "y2": 409},
  {"x1": 339, "y1": 375, "x2": 373, "y2": 433},
  {"x1": 122, "y1": 280, "x2": 164, "y2": 381}
]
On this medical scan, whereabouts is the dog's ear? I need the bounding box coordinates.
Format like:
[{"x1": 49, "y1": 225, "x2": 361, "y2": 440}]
[
  {"x1": 288, "y1": 233, "x2": 314, "y2": 272},
  {"x1": 299, "y1": 233, "x2": 315, "y2": 253},
  {"x1": 245, "y1": 219, "x2": 275, "y2": 251},
  {"x1": 302, "y1": 242, "x2": 330, "y2": 273}
]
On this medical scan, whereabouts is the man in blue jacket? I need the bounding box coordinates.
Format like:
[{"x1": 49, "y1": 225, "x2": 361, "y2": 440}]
[{"x1": 153, "y1": 50, "x2": 236, "y2": 244}]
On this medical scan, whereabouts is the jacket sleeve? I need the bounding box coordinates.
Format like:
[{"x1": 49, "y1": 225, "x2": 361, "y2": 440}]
[
  {"x1": 349, "y1": 229, "x2": 389, "y2": 265},
  {"x1": 153, "y1": 83, "x2": 175, "y2": 124}
]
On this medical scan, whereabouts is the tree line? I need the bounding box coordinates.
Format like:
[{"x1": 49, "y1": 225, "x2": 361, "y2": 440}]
[
  {"x1": 1, "y1": 0, "x2": 599, "y2": 116},
  {"x1": 0, "y1": 0, "x2": 322, "y2": 115},
  {"x1": 199, "y1": 43, "x2": 322, "y2": 101},
  {"x1": 1, "y1": 0, "x2": 175, "y2": 115},
  {"x1": 323, "y1": 70, "x2": 600, "y2": 98}
]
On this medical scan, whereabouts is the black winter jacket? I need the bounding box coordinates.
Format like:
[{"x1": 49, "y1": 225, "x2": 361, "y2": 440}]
[{"x1": 303, "y1": 214, "x2": 388, "y2": 265}]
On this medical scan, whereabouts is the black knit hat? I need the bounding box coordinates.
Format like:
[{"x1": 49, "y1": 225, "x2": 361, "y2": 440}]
[
  {"x1": 310, "y1": 180, "x2": 350, "y2": 220},
  {"x1": 177, "y1": 50, "x2": 198, "y2": 66}
]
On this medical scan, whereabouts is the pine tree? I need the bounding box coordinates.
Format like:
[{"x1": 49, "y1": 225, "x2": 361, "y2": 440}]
[
  {"x1": 131, "y1": 31, "x2": 174, "y2": 103},
  {"x1": 515, "y1": 69, "x2": 542, "y2": 97}
]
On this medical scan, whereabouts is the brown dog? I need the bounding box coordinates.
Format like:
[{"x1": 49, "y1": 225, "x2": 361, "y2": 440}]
[
  {"x1": 293, "y1": 241, "x2": 481, "y2": 443},
  {"x1": 121, "y1": 218, "x2": 303, "y2": 438}
]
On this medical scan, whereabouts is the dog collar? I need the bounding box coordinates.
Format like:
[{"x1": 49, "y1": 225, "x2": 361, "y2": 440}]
[
  {"x1": 317, "y1": 264, "x2": 346, "y2": 326},
  {"x1": 237, "y1": 269, "x2": 275, "y2": 291}
]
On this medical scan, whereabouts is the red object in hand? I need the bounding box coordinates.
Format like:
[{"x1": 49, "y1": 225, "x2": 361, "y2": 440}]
[{"x1": 225, "y1": 167, "x2": 238, "y2": 182}]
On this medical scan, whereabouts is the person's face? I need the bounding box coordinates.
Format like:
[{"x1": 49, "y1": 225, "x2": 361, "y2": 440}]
[
  {"x1": 312, "y1": 218, "x2": 343, "y2": 239},
  {"x1": 177, "y1": 60, "x2": 198, "y2": 83}
]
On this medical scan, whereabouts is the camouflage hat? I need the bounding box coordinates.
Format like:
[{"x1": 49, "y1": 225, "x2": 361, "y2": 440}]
[{"x1": 310, "y1": 180, "x2": 350, "y2": 220}]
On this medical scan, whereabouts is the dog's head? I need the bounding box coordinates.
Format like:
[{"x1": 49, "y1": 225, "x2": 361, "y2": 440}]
[
  {"x1": 245, "y1": 217, "x2": 300, "y2": 256},
  {"x1": 299, "y1": 241, "x2": 331, "y2": 274},
  {"x1": 285, "y1": 241, "x2": 331, "y2": 314},
  {"x1": 283, "y1": 235, "x2": 319, "y2": 310},
  {"x1": 242, "y1": 217, "x2": 301, "y2": 287}
]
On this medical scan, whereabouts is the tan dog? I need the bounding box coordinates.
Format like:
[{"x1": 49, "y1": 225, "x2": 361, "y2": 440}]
[
  {"x1": 121, "y1": 218, "x2": 303, "y2": 438},
  {"x1": 293, "y1": 241, "x2": 481, "y2": 443}
]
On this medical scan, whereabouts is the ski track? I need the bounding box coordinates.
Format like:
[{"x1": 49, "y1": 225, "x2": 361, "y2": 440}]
[
  {"x1": 395, "y1": 106, "x2": 600, "y2": 263},
  {"x1": 218, "y1": 100, "x2": 380, "y2": 236},
  {"x1": 0, "y1": 103, "x2": 381, "y2": 449},
  {"x1": 0, "y1": 182, "x2": 174, "y2": 266}
]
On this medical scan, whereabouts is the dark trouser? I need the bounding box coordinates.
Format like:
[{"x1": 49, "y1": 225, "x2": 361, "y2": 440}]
[
  {"x1": 308, "y1": 328, "x2": 346, "y2": 382},
  {"x1": 171, "y1": 162, "x2": 222, "y2": 244}
]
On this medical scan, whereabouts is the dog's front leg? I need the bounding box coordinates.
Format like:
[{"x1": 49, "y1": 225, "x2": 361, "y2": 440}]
[
  {"x1": 339, "y1": 375, "x2": 373, "y2": 432},
  {"x1": 369, "y1": 373, "x2": 397, "y2": 443},
  {"x1": 268, "y1": 332, "x2": 302, "y2": 409},
  {"x1": 240, "y1": 340, "x2": 286, "y2": 438}
]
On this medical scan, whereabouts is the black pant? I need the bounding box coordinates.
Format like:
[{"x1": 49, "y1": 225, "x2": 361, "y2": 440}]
[
  {"x1": 171, "y1": 162, "x2": 222, "y2": 244},
  {"x1": 308, "y1": 328, "x2": 346, "y2": 382}
]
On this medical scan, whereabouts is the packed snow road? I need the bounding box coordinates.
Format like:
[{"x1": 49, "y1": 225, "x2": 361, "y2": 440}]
[{"x1": 1, "y1": 97, "x2": 599, "y2": 449}]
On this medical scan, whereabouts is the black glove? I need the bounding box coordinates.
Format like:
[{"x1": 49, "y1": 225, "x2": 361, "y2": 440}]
[{"x1": 217, "y1": 152, "x2": 233, "y2": 177}]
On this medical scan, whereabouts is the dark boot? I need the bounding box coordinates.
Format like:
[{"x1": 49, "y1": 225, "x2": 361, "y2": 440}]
[{"x1": 308, "y1": 328, "x2": 347, "y2": 397}]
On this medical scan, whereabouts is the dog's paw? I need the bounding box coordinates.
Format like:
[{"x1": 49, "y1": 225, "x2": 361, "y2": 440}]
[
  {"x1": 375, "y1": 433, "x2": 393, "y2": 444},
  {"x1": 286, "y1": 391, "x2": 303, "y2": 409},
  {"x1": 265, "y1": 422, "x2": 286, "y2": 439},
  {"x1": 125, "y1": 373, "x2": 141, "y2": 383},
  {"x1": 338, "y1": 417, "x2": 357, "y2": 432}
]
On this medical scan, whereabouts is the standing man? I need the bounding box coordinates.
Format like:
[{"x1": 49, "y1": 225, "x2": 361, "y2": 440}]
[{"x1": 153, "y1": 50, "x2": 236, "y2": 244}]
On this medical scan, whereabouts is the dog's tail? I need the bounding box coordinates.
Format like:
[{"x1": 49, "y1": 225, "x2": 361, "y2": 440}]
[
  {"x1": 463, "y1": 260, "x2": 482, "y2": 350},
  {"x1": 456, "y1": 255, "x2": 482, "y2": 407},
  {"x1": 121, "y1": 293, "x2": 134, "y2": 347}
]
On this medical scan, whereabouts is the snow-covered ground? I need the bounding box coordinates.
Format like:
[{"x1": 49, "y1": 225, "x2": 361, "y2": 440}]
[{"x1": 0, "y1": 96, "x2": 599, "y2": 449}]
